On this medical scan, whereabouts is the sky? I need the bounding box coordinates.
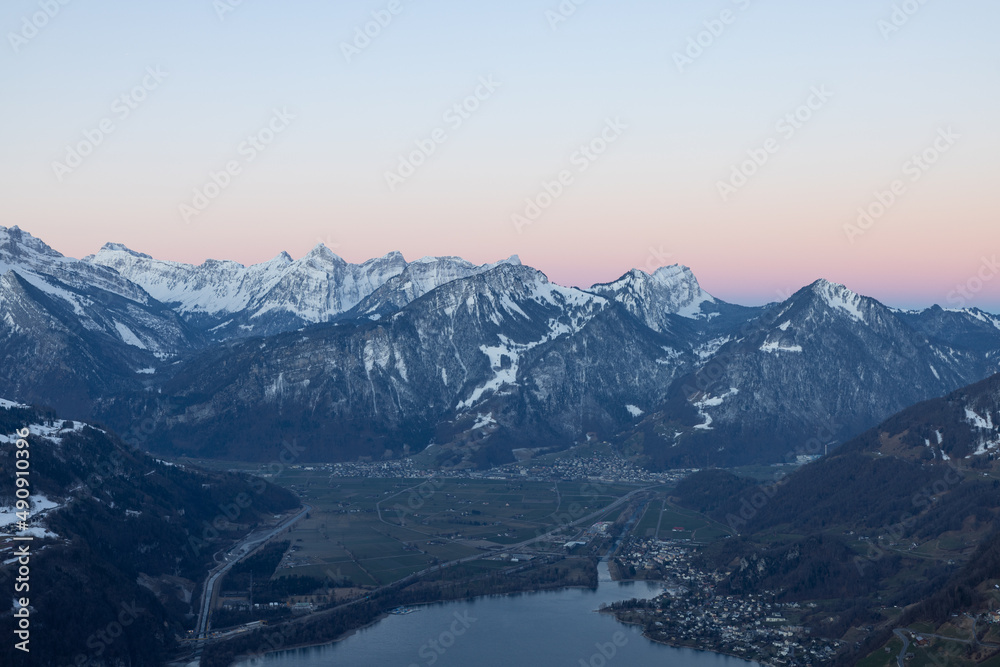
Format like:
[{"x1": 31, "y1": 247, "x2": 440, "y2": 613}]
[{"x1": 1, "y1": 0, "x2": 998, "y2": 310}]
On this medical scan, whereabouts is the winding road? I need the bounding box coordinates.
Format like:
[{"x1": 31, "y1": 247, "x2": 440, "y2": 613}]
[{"x1": 893, "y1": 629, "x2": 909, "y2": 667}]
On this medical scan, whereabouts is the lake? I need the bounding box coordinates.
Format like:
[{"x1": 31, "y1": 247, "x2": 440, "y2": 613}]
[{"x1": 236, "y1": 562, "x2": 759, "y2": 667}]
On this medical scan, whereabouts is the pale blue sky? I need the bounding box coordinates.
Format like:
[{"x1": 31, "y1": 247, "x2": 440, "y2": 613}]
[{"x1": 1, "y1": 0, "x2": 998, "y2": 308}]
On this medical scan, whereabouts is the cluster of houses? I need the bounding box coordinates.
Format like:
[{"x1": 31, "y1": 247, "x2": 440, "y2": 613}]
[
  {"x1": 616, "y1": 536, "x2": 720, "y2": 580},
  {"x1": 613, "y1": 536, "x2": 842, "y2": 665},
  {"x1": 218, "y1": 597, "x2": 284, "y2": 611},
  {"x1": 309, "y1": 452, "x2": 694, "y2": 485},
  {"x1": 495, "y1": 455, "x2": 693, "y2": 484}
]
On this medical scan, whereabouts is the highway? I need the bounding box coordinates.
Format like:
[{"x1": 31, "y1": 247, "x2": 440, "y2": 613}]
[
  {"x1": 183, "y1": 485, "x2": 652, "y2": 657},
  {"x1": 195, "y1": 504, "x2": 312, "y2": 639}
]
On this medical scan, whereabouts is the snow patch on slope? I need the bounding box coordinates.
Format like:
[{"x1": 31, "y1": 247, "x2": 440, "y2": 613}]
[
  {"x1": 692, "y1": 388, "x2": 739, "y2": 431},
  {"x1": 760, "y1": 340, "x2": 803, "y2": 354},
  {"x1": 973, "y1": 439, "x2": 1000, "y2": 456},
  {"x1": 965, "y1": 407, "x2": 994, "y2": 430},
  {"x1": 114, "y1": 321, "x2": 148, "y2": 349},
  {"x1": 0, "y1": 493, "x2": 63, "y2": 536},
  {"x1": 472, "y1": 413, "x2": 496, "y2": 430},
  {"x1": 457, "y1": 283, "x2": 605, "y2": 410}
]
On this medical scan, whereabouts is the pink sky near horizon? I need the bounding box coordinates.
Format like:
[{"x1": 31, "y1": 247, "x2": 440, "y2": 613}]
[
  {"x1": 2, "y1": 1, "x2": 998, "y2": 311},
  {"x1": 22, "y1": 217, "x2": 999, "y2": 313}
]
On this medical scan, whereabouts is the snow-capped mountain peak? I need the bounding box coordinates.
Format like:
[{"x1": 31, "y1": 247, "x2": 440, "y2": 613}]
[
  {"x1": 650, "y1": 263, "x2": 697, "y2": 284},
  {"x1": 649, "y1": 264, "x2": 716, "y2": 316},
  {"x1": 86, "y1": 242, "x2": 533, "y2": 339},
  {"x1": 1, "y1": 226, "x2": 155, "y2": 306},
  {"x1": 587, "y1": 263, "x2": 724, "y2": 331},
  {"x1": 303, "y1": 243, "x2": 344, "y2": 262},
  {"x1": 805, "y1": 279, "x2": 868, "y2": 323},
  {"x1": 0, "y1": 225, "x2": 64, "y2": 261},
  {"x1": 0, "y1": 227, "x2": 197, "y2": 365},
  {"x1": 88, "y1": 242, "x2": 152, "y2": 260}
]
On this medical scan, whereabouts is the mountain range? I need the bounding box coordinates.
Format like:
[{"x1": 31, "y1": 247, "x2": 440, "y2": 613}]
[{"x1": 3, "y1": 224, "x2": 1000, "y2": 467}]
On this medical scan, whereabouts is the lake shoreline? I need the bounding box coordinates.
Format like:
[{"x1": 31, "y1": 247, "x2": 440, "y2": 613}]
[
  {"x1": 603, "y1": 610, "x2": 769, "y2": 667},
  {"x1": 228, "y1": 582, "x2": 603, "y2": 665},
  {"x1": 223, "y1": 561, "x2": 757, "y2": 667}
]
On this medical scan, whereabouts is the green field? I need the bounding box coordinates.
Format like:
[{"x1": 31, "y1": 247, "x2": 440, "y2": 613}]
[
  {"x1": 857, "y1": 636, "x2": 903, "y2": 667},
  {"x1": 631, "y1": 500, "x2": 732, "y2": 543},
  {"x1": 268, "y1": 472, "x2": 639, "y2": 587},
  {"x1": 725, "y1": 463, "x2": 800, "y2": 482},
  {"x1": 634, "y1": 500, "x2": 663, "y2": 538},
  {"x1": 907, "y1": 639, "x2": 977, "y2": 667}
]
